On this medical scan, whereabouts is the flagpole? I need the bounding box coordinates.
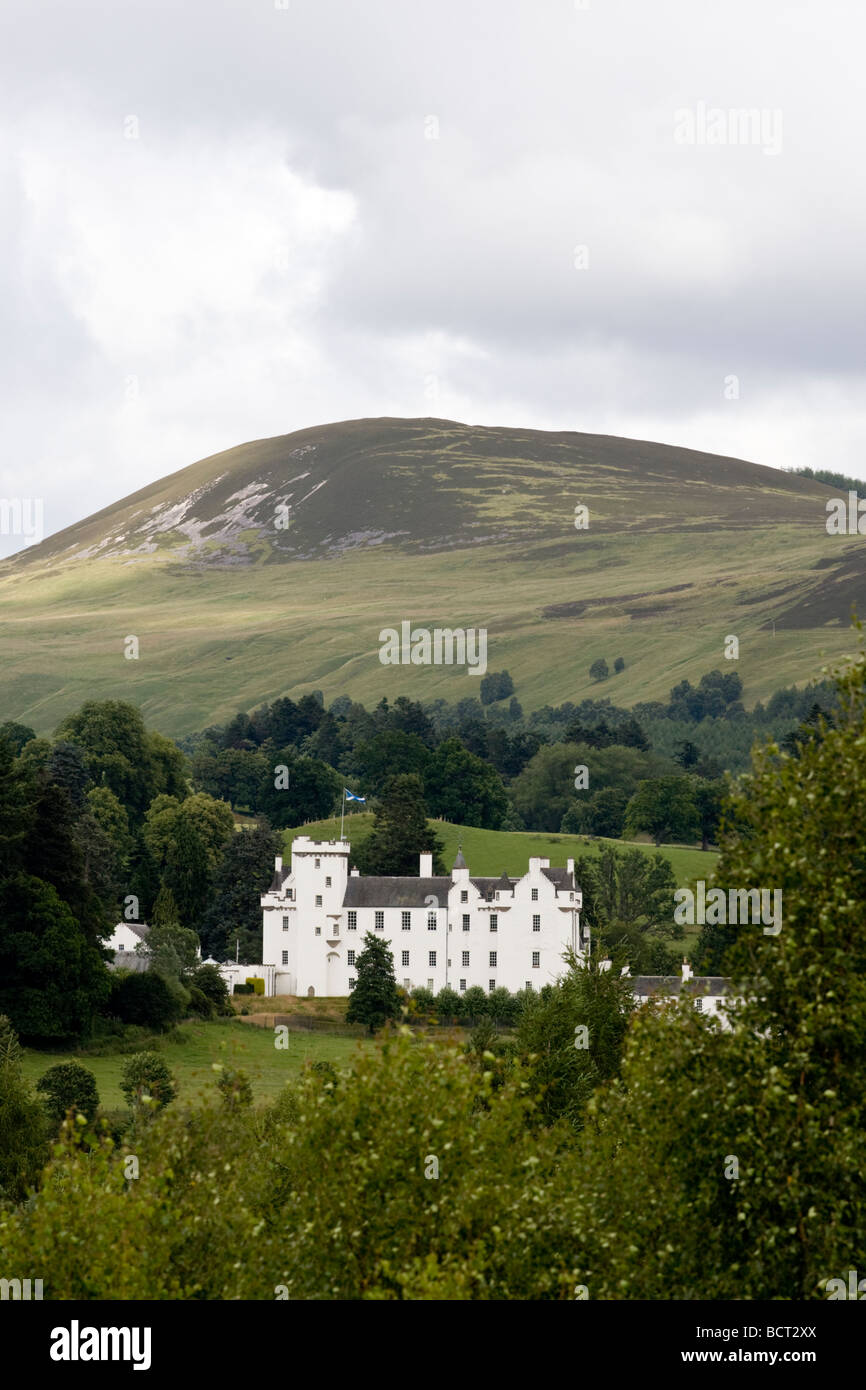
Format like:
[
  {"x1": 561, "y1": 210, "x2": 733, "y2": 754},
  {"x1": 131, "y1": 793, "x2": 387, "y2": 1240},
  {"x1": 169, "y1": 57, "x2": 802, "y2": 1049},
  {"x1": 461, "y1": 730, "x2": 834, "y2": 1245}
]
[{"x1": 340, "y1": 787, "x2": 346, "y2": 841}]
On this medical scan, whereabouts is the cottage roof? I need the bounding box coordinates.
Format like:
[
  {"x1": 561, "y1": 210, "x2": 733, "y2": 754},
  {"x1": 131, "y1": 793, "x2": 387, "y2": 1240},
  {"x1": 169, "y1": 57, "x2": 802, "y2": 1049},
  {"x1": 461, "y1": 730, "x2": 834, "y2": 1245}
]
[{"x1": 632, "y1": 975, "x2": 731, "y2": 998}]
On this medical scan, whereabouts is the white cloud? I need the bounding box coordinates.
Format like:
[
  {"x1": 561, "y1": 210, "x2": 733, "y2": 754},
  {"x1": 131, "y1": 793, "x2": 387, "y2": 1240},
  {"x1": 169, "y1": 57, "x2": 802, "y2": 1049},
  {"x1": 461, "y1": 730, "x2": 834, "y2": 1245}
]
[{"x1": 1, "y1": 0, "x2": 864, "y2": 557}]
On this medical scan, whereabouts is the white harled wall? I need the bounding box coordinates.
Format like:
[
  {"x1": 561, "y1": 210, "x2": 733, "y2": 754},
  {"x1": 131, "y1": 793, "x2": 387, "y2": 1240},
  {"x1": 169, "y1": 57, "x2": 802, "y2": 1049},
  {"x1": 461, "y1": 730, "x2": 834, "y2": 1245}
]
[{"x1": 261, "y1": 837, "x2": 585, "y2": 999}]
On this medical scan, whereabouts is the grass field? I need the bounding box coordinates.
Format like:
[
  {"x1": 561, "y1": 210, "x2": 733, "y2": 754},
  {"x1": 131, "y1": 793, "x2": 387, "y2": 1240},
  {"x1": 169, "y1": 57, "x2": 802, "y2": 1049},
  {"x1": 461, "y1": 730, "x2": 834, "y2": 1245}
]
[
  {"x1": 0, "y1": 417, "x2": 857, "y2": 737},
  {"x1": 286, "y1": 814, "x2": 717, "y2": 885},
  {"x1": 20, "y1": 1019, "x2": 373, "y2": 1108}
]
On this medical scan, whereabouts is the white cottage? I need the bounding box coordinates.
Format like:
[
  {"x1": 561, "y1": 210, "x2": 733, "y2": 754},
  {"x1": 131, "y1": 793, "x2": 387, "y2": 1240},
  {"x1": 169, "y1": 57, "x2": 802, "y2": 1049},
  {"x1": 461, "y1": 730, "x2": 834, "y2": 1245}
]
[
  {"x1": 260, "y1": 837, "x2": 587, "y2": 998},
  {"x1": 630, "y1": 960, "x2": 741, "y2": 1027}
]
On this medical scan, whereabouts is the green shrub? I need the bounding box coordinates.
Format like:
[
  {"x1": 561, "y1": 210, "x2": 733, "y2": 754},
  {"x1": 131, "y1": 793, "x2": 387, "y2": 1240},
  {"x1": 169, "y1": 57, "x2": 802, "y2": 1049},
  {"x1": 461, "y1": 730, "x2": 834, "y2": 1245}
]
[
  {"x1": 457, "y1": 986, "x2": 488, "y2": 1024},
  {"x1": 215, "y1": 1066, "x2": 252, "y2": 1109},
  {"x1": 245, "y1": 977, "x2": 265, "y2": 996},
  {"x1": 233, "y1": 983, "x2": 253, "y2": 996},
  {"x1": 109, "y1": 971, "x2": 183, "y2": 1031},
  {"x1": 36, "y1": 1062, "x2": 100, "y2": 1122},
  {"x1": 192, "y1": 964, "x2": 232, "y2": 1015},
  {"x1": 185, "y1": 986, "x2": 214, "y2": 1019},
  {"x1": 119, "y1": 1052, "x2": 177, "y2": 1112},
  {"x1": 98, "y1": 1108, "x2": 133, "y2": 1144}
]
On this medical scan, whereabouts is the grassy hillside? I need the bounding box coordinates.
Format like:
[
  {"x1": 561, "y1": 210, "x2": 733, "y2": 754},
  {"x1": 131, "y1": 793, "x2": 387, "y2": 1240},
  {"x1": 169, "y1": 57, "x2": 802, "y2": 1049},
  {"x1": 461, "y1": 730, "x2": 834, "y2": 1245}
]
[
  {"x1": 285, "y1": 813, "x2": 716, "y2": 886},
  {"x1": 0, "y1": 416, "x2": 857, "y2": 736}
]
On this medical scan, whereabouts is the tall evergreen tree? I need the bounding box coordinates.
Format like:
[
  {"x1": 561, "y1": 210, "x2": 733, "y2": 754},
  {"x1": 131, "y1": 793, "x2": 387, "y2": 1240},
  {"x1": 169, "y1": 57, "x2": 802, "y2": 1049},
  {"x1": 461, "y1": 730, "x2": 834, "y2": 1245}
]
[
  {"x1": 355, "y1": 774, "x2": 445, "y2": 876},
  {"x1": 199, "y1": 819, "x2": 282, "y2": 962},
  {"x1": 345, "y1": 932, "x2": 400, "y2": 1034}
]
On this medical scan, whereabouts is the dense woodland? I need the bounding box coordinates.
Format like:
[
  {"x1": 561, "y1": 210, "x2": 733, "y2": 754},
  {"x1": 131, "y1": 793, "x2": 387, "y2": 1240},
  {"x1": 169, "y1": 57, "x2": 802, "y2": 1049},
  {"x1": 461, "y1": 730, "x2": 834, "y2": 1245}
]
[
  {"x1": 0, "y1": 663, "x2": 838, "y2": 1050},
  {"x1": 0, "y1": 642, "x2": 863, "y2": 1298}
]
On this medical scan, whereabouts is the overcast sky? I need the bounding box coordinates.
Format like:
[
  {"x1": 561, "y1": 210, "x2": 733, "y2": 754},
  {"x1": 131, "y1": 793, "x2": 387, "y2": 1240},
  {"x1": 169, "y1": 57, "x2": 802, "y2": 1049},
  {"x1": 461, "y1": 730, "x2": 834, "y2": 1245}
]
[{"x1": 1, "y1": 0, "x2": 863, "y2": 555}]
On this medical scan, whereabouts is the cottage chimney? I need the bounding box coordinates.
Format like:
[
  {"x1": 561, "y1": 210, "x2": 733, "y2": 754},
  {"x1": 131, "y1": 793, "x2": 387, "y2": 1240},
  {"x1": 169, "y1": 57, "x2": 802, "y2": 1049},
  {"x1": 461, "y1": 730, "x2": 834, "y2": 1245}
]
[
  {"x1": 681, "y1": 958, "x2": 693, "y2": 983},
  {"x1": 419, "y1": 852, "x2": 433, "y2": 877},
  {"x1": 275, "y1": 855, "x2": 282, "y2": 874}
]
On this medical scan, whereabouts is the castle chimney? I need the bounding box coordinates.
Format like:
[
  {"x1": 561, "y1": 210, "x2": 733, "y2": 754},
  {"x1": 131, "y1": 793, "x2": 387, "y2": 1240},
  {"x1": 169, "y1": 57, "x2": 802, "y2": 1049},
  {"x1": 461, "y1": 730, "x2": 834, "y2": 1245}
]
[{"x1": 419, "y1": 852, "x2": 433, "y2": 877}]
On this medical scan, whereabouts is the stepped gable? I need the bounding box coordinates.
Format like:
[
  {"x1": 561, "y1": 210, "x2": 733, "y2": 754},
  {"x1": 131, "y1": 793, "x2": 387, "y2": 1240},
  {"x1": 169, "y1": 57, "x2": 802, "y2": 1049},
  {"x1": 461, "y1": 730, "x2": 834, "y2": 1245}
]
[{"x1": 542, "y1": 866, "x2": 577, "y2": 891}]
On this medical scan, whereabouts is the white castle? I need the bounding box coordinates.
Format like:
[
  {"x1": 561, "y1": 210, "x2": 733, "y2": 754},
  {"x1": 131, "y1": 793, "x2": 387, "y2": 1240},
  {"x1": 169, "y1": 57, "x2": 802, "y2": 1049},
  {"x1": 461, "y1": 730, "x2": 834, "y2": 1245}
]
[{"x1": 258, "y1": 836, "x2": 587, "y2": 998}]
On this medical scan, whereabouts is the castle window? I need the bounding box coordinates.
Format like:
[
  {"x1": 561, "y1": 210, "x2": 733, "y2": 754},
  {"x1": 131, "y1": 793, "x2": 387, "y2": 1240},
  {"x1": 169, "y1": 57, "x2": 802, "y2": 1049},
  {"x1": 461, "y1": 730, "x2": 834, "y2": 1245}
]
[
  {"x1": 348, "y1": 977, "x2": 356, "y2": 989},
  {"x1": 315, "y1": 858, "x2": 320, "y2": 868},
  {"x1": 460, "y1": 890, "x2": 468, "y2": 902},
  {"x1": 489, "y1": 979, "x2": 495, "y2": 993},
  {"x1": 403, "y1": 978, "x2": 411, "y2": 990},
  {"x1": 490, "y1": 915, "x2": 498, "y2": 932},
  {"x1": 315, "y1": 895, "x2": 322, "y2": 907},
  {"x1": 326, "y1": 876, "x2": 332, "y2": 887},
  {"x1": 462, "y1": 951, "x2": 470, "y2": 967},
  {"x1": 282, "y1": 951, "x2": 288, "y2": 965},
  {"x1": 695, "y1": 997, "x2": 703, "y2": 1011},
  {"x1": 315, "y1": 927, "x2": 321, "y2": 936},
  {"x1": 402, "y1": 950, "x2": 409, "y2": 967},
  {"x1": 375, "y1": 911, "x2": 384, "y2": 930},
  {"x1": 459, "y1": 979, "x2": 466, "y2": 992},
  {"x1": 287, "y1": 889, "x2": 294, "y2": 900},
  {"x1": 428, "y1": 951, "x2": 436, "y2": 967},
  {"x1": 347, "y1": 950, "x2": 355, "y2": 966},
  {"x1": 531, "y1": 888, "x2": 538, "y2": 901},
  {"x1": 532, "y1": 951, "x2": 540, "y2": 968},
  {"x1": 532, "y1": 915, "x2": 541, "y2": 931},
  {"x1": 427, "y1": 912, "x2": 436, "y2": 930},
  {"x1": 462, "y1": 915, "x2": 470, "y2": 932},
  {"x1": 402, "y1": 911, "x2": 411, "y2": 930},
  {"x1": 489, "y1": 951, "x2": 497, "y2": 968},
  {"x1": 282, "y1": 916, "x2": 289, "y2": 931},
  {"x1": 347, "y1": 911, "x2": 357, "y2": 930}
]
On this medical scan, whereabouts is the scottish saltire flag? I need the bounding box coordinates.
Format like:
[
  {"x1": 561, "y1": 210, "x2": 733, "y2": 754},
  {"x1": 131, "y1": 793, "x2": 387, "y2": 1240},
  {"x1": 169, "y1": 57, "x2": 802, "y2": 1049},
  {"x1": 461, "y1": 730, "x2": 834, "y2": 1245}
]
[{"x1": 345, "y1": 789, "x2": 366, "y2": 802}]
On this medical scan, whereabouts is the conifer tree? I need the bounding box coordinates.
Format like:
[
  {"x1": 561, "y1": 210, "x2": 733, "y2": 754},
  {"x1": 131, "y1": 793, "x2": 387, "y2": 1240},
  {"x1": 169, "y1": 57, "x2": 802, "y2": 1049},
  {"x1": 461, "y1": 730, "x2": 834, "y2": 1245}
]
[
  {"x1": 355, "y1": 774, "x2": 444, "y2": 876},
  {"x1": 345, "y1": 933, "x2": 400, "y2": 1034}
]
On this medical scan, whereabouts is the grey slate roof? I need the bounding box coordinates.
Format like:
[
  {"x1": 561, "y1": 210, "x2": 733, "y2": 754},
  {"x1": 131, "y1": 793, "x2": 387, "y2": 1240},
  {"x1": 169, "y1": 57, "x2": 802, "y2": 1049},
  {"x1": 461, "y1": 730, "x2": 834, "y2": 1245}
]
[
  {"x1": 470, "y1": 876, "x2": 515, "y2": 899},
  {"x1": 632, "y1": 975, "x2": 731, "y2": 998},
  {"x1": 452, "y1": 847, "x2": 467, "y2": 870},
  {"x1": 541, "y1": 866, "x2": 577, "y2": 891},
  {"x1": 343, "y1": 876, "x2": 453, "y2": 909}
]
